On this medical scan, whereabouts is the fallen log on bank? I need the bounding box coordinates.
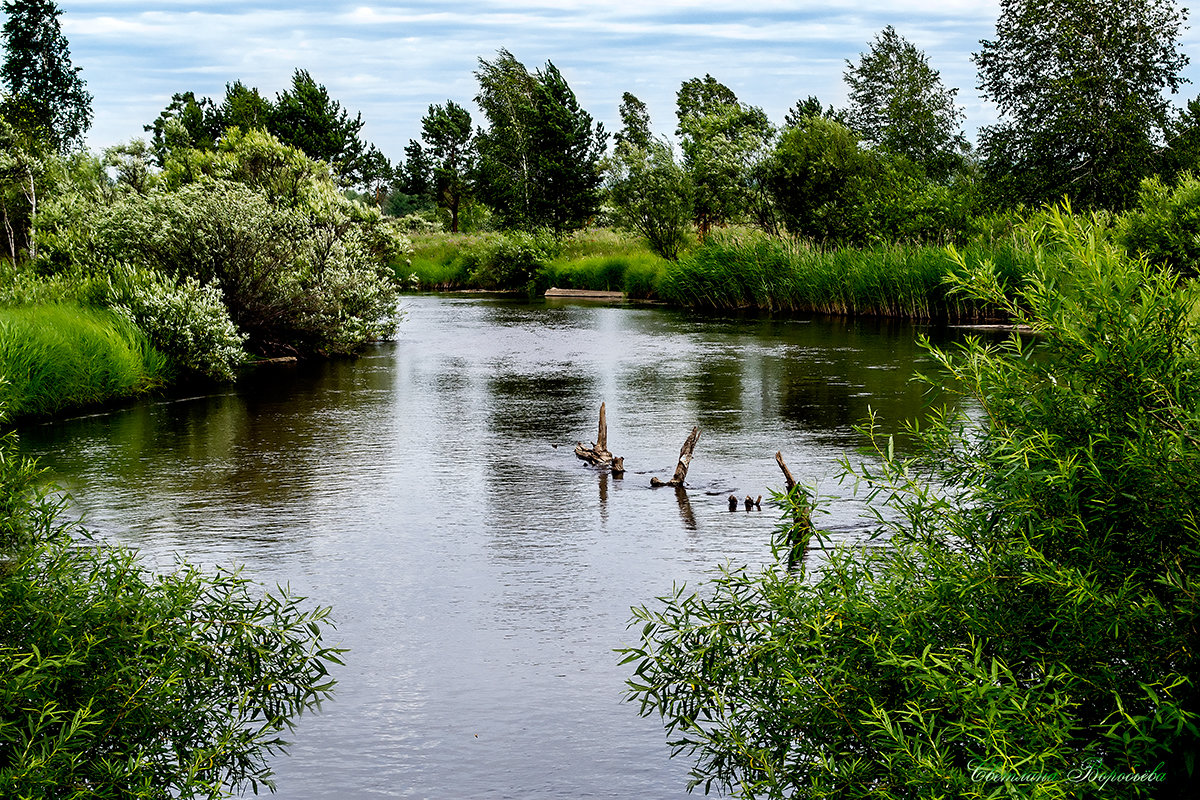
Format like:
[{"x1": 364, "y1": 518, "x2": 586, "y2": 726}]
[
  {"x1": 575, "y1": 403, "x2": 625, "y2": 474},
  {"x1": 651, "y1": 426, "x2": 700, "y2": 487}
]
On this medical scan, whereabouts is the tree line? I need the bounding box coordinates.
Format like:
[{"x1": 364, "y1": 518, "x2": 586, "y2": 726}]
[{"x1": 6, "y1": 0, "x2": 1200, "y2": 265}]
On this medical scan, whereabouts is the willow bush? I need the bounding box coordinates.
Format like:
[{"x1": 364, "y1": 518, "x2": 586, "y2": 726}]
[
  {"x1": 622, "y1": 208, "x2": 1198, "y2": 798},
  {"x1": 0, "y1": 414, "x2": 343, "y2": 797}
]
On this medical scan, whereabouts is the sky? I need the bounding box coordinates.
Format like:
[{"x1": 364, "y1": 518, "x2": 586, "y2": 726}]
[{"x1": 53, "y1": 0, "x2": 1200, "y2": 163}]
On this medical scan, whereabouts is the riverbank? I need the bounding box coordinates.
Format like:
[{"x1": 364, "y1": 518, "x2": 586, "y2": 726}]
[{"x1": 403, "y1": 227, "x2": 1030, "y2": 320}]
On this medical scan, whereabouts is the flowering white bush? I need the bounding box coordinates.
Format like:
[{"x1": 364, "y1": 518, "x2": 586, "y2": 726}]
[{"x1": 110, "y1": 268, "x2": 247, "y2": 381}]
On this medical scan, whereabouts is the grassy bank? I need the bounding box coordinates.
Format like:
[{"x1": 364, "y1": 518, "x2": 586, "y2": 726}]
[
  {"x1": 0, "y1": 304, "x2": 168, "y2": 419},
  {"x1": 402, "y1": 227, "x2": 1028, "y2": 318}
]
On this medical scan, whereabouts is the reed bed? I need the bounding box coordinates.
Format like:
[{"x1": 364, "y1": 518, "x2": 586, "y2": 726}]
[
  {"x1": 658, "y1": 232, "x2": 1029, "y2": 319},
  {"x1": 0, "y1": 304, "x2": 168, "y2": 419}
]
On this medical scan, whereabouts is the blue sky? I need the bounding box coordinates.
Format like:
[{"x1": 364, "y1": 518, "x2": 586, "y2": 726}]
[{"x1": 56, "y1": 1, "x2": 1200, "y2": 163}]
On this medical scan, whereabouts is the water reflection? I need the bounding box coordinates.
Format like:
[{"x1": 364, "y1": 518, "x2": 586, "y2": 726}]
[{"x1": 17, "y1": 295, "x2": 979, "y2": 799}]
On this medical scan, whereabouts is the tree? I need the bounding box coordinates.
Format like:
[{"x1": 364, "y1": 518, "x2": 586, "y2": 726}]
[
  {"x1": 526, "y1": 62, "x2": 607, "y2": 234},
  {"x1": 765, "y1": 116, "x2": 879, "y2": 245},
  {"x1": 0, "y1": 112, "x2": 42, "y2": 260},
  {"x1": 614, "y1": 92, "x2": 651, "y2": 152},
  {"x1": 782, "y1": 95, "x2": 840, "y2": 129},
  {"x1": 144, "y1": 91, "x2": 225, "y2": 165},
  {"x1": 0, "y1": 0, "x2": 91, "y2": 153},
  {"x1": 675, "y1": 75, "x2": 773, "y2": 236},
  {"x1": 608, "y1": 136, "x2": 692, "y2": 260},
  {"x1": 844, "y1": 26, "x2": 967, "y2": 178},
  {"x1": 474, "y1": 49, "x2": 539, "y2": 229},
  {"x1": 474, "y1": 50, "x2": 606, "y2": 233},
  {"x1": 421, "y1": 101, "x2": 474, "y2": 232},
  {"x1": 220, "y1": 80, "x2": 275, "y2": 132},
  {"x1": 271, "y1": 69, "x2": 367, "y2": 187},
  {"x1": 1158, "y1": 96, "x2": 1200, "y2": 182},
  {"x1": 975, "y1": 0, "x2": 1189, "y2": 209},
  {"x1": 623, "y1": 210, "x2": 1200, "y2": 796}
]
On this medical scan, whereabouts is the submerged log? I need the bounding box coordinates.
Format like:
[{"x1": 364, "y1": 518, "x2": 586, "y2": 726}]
[
  {"x1": 575, "y1": 402, "x2": 624, "y2": 469},
  {"x1": 776, "y1": 451, "x2": 813, "y2": 570},
  {"x1": 651, "y1": 426, "x2": 701, "y2": 487}
]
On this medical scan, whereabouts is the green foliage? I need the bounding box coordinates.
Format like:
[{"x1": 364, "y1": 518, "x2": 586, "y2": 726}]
[
  {"x1": 102, "y1": 265, "x2": 248, "y2": 382},
  {"x1": 0, "y1": 304, "x2": 166, "y2": 418},
  {"x1": 0, "y1": 0, "x2": 91, "y2": 154},
  {"x1": 461, "y1": 229, "x2": 561, "y2": 289},
  {"x1": 421, "y1": 101, "x2": 474, "y2": 233},
  {"x1": 614, "y1": 92, "x2": 652, "y2": 152},
  {"x1": 675, "y1": 75, "x2": 774, "y2": 236},
  {"x1": 767, "y1": 119, "x2": 981, "y2": 247},
  {"x1": 273, "y1": 69, "x2": 369, "y2": 187},
  {"x1": 623, "y1": 209, "x2": 1200, "y2": 796},
  {"x1": 0, "y1": 409, "x2": 343, "y2": 797},
  {"x1": 0, "y1": 112, "x2": 45, "y2": 261},
  {"x1": 143, "y1": 70, "x2": 381, "y2": 190},
  {"x1": 474, "y1": 50, "x2": 607, "y2": 234},
  {"x1": 539, "y1": 252, "x2": 667, "y2": 297},
  {"x1": 844, "y1": 25, "x2": 968, "y2": 179},
  {"x1": 1117, "y1": 172, "x2": 1200, "y2": 277},
  {"x1": 41, "y1": 129, "x2": 409, "y2": 358},
  {"x1": 765, "y1": 117, "x2": 879, "y2": 245},
  {"x1": 144, "y1": 91, "x2": 224, "y2": 164},
  {"x1": 607, "y1": 137, "x2": 693, "y2": 260},
  {"x1": 975, "y1": 0, "x2": 1189, "y2": 209},
  {"x1": 659, "y1": 229, "x2": 1024, "y2": 318}
]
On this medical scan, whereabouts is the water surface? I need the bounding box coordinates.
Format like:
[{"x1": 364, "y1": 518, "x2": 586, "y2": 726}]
[{"x1": 21, "y1": 295, "x2": 956, "y2": 799}]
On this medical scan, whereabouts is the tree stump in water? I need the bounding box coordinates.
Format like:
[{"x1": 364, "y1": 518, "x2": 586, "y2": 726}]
[
  {"x1": 651, "y1": 426, "x2": 700, "y2": 487},
  {"x1": 575, "y1": 403, "x2": 624, "y2": 473},
  {"x1": 776, "y1": 451, "x2": 813, "y2": 570}
]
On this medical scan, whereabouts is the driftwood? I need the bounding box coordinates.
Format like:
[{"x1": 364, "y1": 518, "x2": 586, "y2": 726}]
[
  {"x1": 776, "y1": 451, "x2": 813, "y2": 570},
  {"x1": 651, "y1": 426, "x2": 701, "y2": 487},
  {"x1": 575, "y1": 403, "x2": 624, "y2": 473}
]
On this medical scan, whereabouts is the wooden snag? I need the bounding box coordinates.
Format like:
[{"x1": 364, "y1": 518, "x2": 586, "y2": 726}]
[
  {"x1": 651, "y1": 426, "x2": 701, "y2": 487},
  {"x1": 776, "y1": 451, "x2": 813, "y2": 570},
  {"x1": 575, "y1": 402, "x2": 624, "y2": 470}
]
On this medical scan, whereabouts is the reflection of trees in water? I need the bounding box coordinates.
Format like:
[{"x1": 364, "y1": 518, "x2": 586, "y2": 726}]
[
  {"x1": 19, "y1": 349, "x2": 400, "y2": 548},
  {"x1": 483, "y1": 370, "x2": 596, "y2": 443}
]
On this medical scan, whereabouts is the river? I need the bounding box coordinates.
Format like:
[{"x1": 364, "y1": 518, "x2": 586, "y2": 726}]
[{"x1": 19, "y1": 294, "x2": 958, "y2": 799}]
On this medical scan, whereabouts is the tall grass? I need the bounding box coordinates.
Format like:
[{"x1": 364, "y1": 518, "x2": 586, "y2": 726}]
[
  {"x1": 659, "y1": 231, "x2": 1030, "y2": 319},
  {"x1": 538, "y1": 253, "x2": 668, "y2": 298},
  {"x1": 0, "y1": 304, "x2": 168, "y2": 419},
  {"x1": 402, "y1": 228, "x2": 662, "y2": 291}
]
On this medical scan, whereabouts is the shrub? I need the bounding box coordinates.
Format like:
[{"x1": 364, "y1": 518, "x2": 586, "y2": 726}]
[
  {"x1": 462, "y1": 229, "x2": 561, "y2": 289},
  {"x1": 0, "y1": 413, "x2": 342, "y2": 797},
  {"x1": 622, "y1": 209, "x2": 1200, "y2": 796},
  {"x1": 37, "y1": 130, "x2": 409, "y2": 358},
  {"x1": 1116, "y1": 172, "x2": 1200, "y2": 277},
  {"x1": 105, "y1": 266, "x2": 247, "y2": 382}
]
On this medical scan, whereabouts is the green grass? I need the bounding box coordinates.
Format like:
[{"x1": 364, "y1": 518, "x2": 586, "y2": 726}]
[
  {"x1": 401, "y1": 228, "x2": 662, "y2": 291},
  {"x1": 658, "y1": 231, "x2": 1030, "y2": 318},
  {"x1": 538, "y1": 253, "x2": 668, "y2": 298},
  {"x1": 0, "y1": 304, "x2": 168, "y2": 419}
]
